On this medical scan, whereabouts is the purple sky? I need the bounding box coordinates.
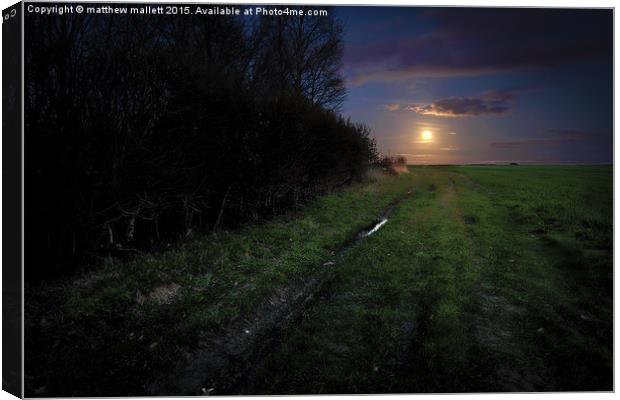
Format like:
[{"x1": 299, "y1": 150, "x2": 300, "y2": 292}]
[{"x1": 334, "y1": 7, "x2": 613, "y2": 164}]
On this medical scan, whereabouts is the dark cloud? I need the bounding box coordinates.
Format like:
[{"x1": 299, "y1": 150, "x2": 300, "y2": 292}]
[
  {"x1": 386, "y1": 90, "x2": 515, "y2": 117},
  {"x1": 544, "y1": 129, "x2": 588, "y2": 139},
  {"x1": 344, "y1": 9, "x2": 612, "y2": 85},
  {"x1": 490, "y1": 139, "x2": 561, "y2": 148},
  {"x1": 490, "y1": 128, "x2": 590, "y2": 148}
]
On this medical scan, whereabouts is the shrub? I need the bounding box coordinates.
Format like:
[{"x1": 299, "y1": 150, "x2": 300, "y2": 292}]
[{"x1": 24, "y1": 11, "x2": 377, "y2": 280}]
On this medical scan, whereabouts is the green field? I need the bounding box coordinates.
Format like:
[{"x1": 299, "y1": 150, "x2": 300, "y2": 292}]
[{"x1": 26, "y1": 166, "x2": 613, "y2": 395}]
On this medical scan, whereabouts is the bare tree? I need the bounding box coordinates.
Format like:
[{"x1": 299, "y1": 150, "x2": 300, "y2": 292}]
[{"x1": 251, "y1": 9, "x2": 346, "y2": 111}]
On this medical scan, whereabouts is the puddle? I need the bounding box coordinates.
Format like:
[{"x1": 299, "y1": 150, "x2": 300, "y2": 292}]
[{"x1": 365, "y1": 218, "x2": 388, "y2": 236}]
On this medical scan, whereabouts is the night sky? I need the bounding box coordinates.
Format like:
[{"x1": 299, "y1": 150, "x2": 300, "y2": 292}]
[{"x1": 333, "y1": 7, "x2": 613, "y2": 164}]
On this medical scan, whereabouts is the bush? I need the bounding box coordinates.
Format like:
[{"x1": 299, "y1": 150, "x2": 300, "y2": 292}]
[
  {"x1": 24, "y1": 11, "x2": 377, "y2": 280},
  {"x1": 377, "y1": 156, "x2": 408, "y2": 175}
]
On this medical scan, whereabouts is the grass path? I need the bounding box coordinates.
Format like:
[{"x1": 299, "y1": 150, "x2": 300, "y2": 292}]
[
  {"x1": 25, "y1": 166, "x2": 612, "y2": 395},
  {"x1": 26, "y1": 171, "x2": 419, "y2": 396},
  {"x1": 237, "y1": 166, "x2": 612, "y2": 393}
]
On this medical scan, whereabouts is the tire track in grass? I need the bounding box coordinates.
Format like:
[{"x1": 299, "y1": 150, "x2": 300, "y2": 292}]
[
  {"x1": 28, "y1": 173, "x2": 424, "y2": 397},
  {"x1": 250, "y1": 168, "x2": 549, "y2": 393},
  {"x1": 241, "y1": 168, "x2": 487, "y2": 394},
  {"x1": 155, "y1": 166, "x2": 610, "y2": 395},
  {"x1": 239, "y1": 166, "x2": 611, "y2": 394},
  {"x1": 449, "y1": 167, "x2": 611, "y2": 391},
  {"x1": 392, "y1": 170, "x2": 486, "y2": 392},
  {"x1": 243, "y1": 167, "x2": 570, "y2": 394},
  {"x1": 147, "y1": 183, "x2": 419, "y2": 395},
  {"x1": 447, "y1": 170, "x2": 551, "y2": 391}
]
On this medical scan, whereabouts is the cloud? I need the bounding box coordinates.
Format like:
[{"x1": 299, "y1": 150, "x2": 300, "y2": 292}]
[
  {"x1": 383, "y1": 103, "x2": 401, "y2": 111},
  {"x1": 439, "y1": 147, "x2": 459, "y2": 151},
  {"x1": 344, "y1": 9, "x2": 612, "y2": 85},
  {"x1": 397, "y1": 153, "x2": 432, "y2": 158},
  {"x1": 490, "y1": 128, "x2": 590, "y2": 148},
  {"x1": 447, "y1": 132, "x2": 457, "y2": 135},
  {"x1": 544, "y1": 129, "x2": 588, "y2": 139},
  {"x1": 490, "y1": 140, "x2": 558, "y2": 148},
  {"x1": 386, "y1": 90, "x2": 516, "y2": 117}
]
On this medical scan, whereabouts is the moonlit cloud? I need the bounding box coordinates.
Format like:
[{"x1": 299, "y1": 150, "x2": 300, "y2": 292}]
[
  {"x1": 339, "y1": 7, "x2": 612, "y2": 164},
  {"x1": 397, "y1": 153, "x2": 432, "y2": 158},
  {"x1": 383, "y1": 103, "x2": 401, "y2": 111},
  {"x1": 385, "y1": 90, "x2": 516, "y2": 117}
]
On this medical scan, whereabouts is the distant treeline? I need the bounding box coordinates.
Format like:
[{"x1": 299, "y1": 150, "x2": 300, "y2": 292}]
[{"x1": 25, "y1": 9, "x2": 377, "y2": 280}]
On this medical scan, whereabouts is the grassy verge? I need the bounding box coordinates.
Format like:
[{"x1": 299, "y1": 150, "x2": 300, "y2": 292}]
[{"x1": 25, "y1": 172, "x2": 417, "y2": 396}]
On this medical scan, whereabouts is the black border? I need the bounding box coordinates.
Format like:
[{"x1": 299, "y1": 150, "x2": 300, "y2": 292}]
[{"x1": 2, "y1": 1, "x2": 23, "y2": 398}]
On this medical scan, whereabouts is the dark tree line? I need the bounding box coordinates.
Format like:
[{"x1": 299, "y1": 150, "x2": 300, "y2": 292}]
[{"x1": 25, "y1": 8, "x2": 377, "y2": 280}]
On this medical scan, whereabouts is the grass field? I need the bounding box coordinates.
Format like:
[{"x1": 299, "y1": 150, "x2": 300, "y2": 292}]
[{"x1": 25, "y1": 166, "x2": 613, "y2": 396}]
